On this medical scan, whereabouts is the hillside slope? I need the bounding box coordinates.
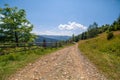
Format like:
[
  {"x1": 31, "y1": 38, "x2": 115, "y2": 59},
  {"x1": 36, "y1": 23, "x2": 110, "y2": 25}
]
[{"x1": 78, "y1": 31, "x2": 120, "y2": 80}]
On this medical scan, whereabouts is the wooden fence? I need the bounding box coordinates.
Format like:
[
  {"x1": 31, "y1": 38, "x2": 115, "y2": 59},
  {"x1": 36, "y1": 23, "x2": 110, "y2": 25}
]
[
  {"x1": 0, "y1": 42, "x2": 64, "y2": 55},
  {"x1": 0, "y1": 42, "x2": 63, "y2": 47}
]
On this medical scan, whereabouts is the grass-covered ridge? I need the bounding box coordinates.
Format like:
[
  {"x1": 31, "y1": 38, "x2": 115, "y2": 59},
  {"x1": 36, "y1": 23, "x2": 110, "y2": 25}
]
[
  {"x1": 78, "y1": 31, "x2": 120, "y2": 80},
  {"x1": 0, "y1": 47, "x2": 64, "y2": 80}
]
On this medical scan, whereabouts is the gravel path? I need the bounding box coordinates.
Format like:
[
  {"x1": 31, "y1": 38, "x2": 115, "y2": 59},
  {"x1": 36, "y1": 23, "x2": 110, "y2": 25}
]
[{"x1": 8, "y1": 44, "x2": 107, "y2": 80}]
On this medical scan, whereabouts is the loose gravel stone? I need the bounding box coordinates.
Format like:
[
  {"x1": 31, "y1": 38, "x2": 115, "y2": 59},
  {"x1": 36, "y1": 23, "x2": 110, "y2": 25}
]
[{"x1": 8, "y1": 44, "x2": 107, "y2": 80}]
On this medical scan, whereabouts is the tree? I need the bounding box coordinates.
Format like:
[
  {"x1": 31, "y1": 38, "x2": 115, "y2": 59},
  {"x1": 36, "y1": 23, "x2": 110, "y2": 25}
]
[
  {"x1": 113, "y1": 16, "x2": 120, "y2": 30},
  {"x1": 72, "y1": 34, "x2": 75, "y2": 42},
  {"x1": 42, "y1": 39, "x2": 46, "y2": 48},
  {"x1": 0, "y1": 4, "x2": 35, "y2": 46},
  {"x1": 80, "y1": 32, "x2": 87, "y2": 40},
  {"x1": 87, "y1": 22, "x2": 98, "y2": 38},
  {"x1": 98, "y1": 24, "x2": 109, "y2": 33}
]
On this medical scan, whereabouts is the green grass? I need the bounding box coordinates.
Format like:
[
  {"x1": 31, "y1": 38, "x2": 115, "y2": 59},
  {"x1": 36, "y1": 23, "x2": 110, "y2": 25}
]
[
  {"x1": 78, "y1": 31, "x2": 120, "y2": 80},
  {"x1": 0, "y1": 46, "x2": 64, "y2": 80}
]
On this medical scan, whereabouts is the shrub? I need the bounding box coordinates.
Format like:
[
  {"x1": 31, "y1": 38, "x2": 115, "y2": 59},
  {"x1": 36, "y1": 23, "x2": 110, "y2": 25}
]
[
  {"x1": 107, "y1": 31, "x2": 114, "y2": 40},
  {"x1": 8, "y1": 54, "x2": 15, "y2": 61}
]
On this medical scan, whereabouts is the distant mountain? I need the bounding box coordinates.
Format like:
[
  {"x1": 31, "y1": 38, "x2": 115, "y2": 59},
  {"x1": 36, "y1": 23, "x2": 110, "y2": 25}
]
[
  {"x1": 41, "y1": 35, "x2": 71, "y2": 41},
  {"x1": 35, "y1": 36, "x2": 58, "y2": 42},
  {"x1": 35, "y1": 35, "x2": 71, "y2": 42}
]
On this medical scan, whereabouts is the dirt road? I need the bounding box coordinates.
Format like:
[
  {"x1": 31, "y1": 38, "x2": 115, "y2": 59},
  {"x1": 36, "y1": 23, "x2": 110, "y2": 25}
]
[{"x1": 8, "y1": 44, "x2": 106, "y2": 80}]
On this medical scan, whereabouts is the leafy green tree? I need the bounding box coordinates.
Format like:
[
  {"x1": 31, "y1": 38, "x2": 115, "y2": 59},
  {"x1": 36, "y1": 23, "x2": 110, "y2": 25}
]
[{"x1": 0, "y1": 4, "x2": 35, "y2": 46}]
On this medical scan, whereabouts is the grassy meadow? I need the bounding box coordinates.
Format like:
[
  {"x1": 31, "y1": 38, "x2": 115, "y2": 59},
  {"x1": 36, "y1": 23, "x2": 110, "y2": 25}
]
[
  {"x1": 78, "y1": 31, "x2": 120, "y2": 80},
  {"x1": 0, "y1": 46, "x2": 63, "y2": 80}
]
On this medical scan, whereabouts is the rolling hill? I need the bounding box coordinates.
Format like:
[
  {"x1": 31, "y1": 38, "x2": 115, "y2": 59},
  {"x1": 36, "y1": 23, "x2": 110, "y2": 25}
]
[
  {"x1": 35, "y1": 35, "x2": 71, "y2": 42},
  {"x1": 78, "y1": 31, "x2": 120, "y2": 80}
]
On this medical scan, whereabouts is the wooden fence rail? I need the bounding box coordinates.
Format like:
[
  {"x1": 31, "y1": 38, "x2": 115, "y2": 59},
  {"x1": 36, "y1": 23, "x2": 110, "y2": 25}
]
[
  {"x1": 0, "y1": 42, "x2": 64, "y2": 55},
  {"x1": 0, "y1": 42, "x2": 63, "y2": 48}
]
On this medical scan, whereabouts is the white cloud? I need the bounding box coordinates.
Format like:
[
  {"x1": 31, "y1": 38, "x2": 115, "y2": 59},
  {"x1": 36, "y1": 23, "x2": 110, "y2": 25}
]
[
  {"x1": 58, "y1": 21, "x2": 87, "y2": 30},
  {"x1": 32, "y1": 30, "x2": 72, "y2": 36},
  {"x1": 31, "y1": 22, "x2": 87, "y2": 36}
]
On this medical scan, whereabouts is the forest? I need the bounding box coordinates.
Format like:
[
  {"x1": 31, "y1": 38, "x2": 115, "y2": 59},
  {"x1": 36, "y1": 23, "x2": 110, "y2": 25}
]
[{"x1": 73, "y1": 16, "x2": 120, "y2": 42}]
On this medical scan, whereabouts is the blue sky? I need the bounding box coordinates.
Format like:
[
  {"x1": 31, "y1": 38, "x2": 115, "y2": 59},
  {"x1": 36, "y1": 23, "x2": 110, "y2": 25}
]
[{"x1": 0, "y1": 0, "x2": 120, "y2": 36}]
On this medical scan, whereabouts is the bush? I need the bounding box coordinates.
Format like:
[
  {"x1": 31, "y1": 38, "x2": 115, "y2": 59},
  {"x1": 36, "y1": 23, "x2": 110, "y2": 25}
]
[
  {"x1": 107, "y1": 32, "x2": 114, "y2": 40},
  {"x1": 8, "y1": 54, "x2": 16, "y2": 61}
]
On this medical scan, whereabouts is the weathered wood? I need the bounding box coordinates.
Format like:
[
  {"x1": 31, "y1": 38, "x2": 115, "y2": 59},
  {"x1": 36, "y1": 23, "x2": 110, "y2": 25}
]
[{"x1": 0, "y1": 42, "x2": 61, "y2": 55}]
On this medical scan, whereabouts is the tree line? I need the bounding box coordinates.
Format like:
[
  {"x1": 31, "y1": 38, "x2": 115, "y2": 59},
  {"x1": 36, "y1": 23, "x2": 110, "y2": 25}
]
[{"x1": 72, "y1": 16, "x2": 120, "y2": 42}]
